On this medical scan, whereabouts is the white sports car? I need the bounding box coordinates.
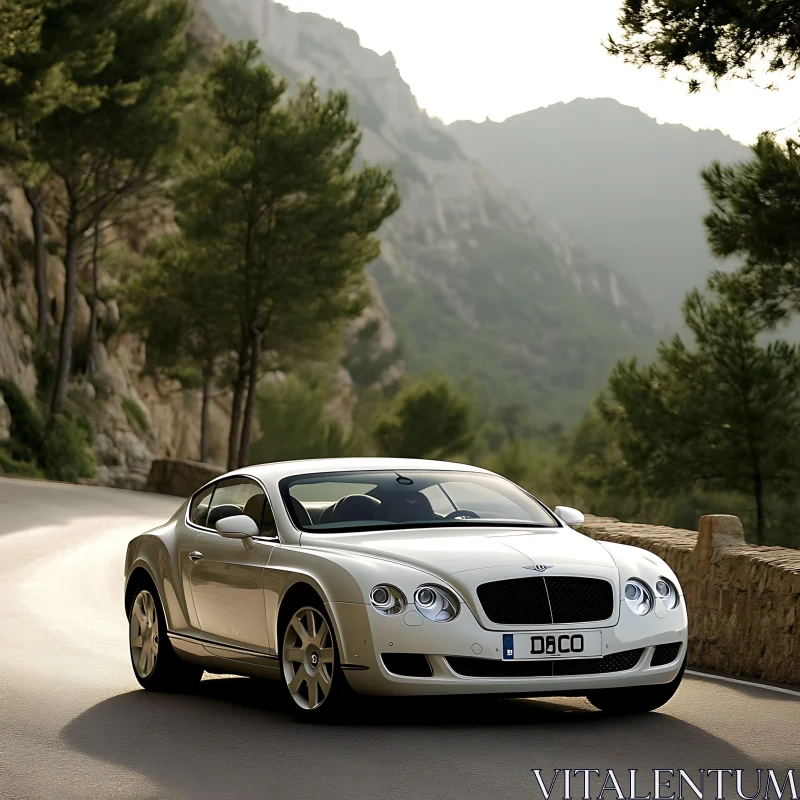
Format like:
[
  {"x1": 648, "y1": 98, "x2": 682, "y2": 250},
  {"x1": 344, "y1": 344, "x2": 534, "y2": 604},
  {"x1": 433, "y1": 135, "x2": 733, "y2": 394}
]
[{"x1": 124, "y1": 457, "x2": 688, "y2": 718}]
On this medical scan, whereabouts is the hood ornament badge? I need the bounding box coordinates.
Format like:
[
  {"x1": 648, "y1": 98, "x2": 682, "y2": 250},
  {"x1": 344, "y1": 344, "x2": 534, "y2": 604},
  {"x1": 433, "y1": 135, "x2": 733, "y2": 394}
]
[{"x1": 524, "y1": 564, "x2": 552, "y2": 572}]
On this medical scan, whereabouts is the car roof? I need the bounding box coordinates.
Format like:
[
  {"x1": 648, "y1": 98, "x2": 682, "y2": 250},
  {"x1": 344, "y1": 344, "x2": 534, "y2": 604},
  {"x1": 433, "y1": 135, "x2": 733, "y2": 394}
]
[{"x1": 226, "y1": 457, "x2": 492, "y2": 484}]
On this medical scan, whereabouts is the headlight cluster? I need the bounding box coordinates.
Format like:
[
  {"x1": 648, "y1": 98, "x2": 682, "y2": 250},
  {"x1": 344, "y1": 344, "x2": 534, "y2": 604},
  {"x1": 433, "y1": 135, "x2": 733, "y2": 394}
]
[
  {"x1": 624, "y1": 576, "x2": 679, "y2": 616},
  {"x1": 414, "y1": 585, "x2": 459, "y2": 622},
  {"x1": 369, "y1": 583, "x2": 460, "y2": 622}
]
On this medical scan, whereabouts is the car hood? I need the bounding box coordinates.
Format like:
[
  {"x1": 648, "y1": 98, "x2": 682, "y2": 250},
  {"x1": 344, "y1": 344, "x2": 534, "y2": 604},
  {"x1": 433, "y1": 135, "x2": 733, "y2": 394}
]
[{"x1": 305, "y1": 526, "x2": 617, "y2": 577}]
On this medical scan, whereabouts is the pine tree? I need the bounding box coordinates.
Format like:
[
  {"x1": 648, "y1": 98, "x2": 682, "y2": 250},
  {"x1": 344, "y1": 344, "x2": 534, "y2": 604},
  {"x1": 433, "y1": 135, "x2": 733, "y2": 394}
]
[
  {"x1": 607, "y1": 1, "x2": 800, "y2": 92},
  {"x1": 0, "y1": 0, "x2": 191, "y2": 417},
  {"x1": 703, "y1": 135, "x2": 800, "y2": 325},
  {"x1": 176, "y1": 41, "x2": 399, "y2": 468},
  {"x1": 124, "y1": 236, "x2": 237, "y2": 463},
  {"x1": 603, "y1": 290, "x2": 800, "y2": 544}
]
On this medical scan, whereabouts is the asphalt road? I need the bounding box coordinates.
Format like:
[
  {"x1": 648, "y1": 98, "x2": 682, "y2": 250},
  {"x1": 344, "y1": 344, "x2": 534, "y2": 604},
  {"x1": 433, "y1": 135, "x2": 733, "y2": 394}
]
[{"x1": 0, "y1": 477, "x2": 797, "y2": 800}]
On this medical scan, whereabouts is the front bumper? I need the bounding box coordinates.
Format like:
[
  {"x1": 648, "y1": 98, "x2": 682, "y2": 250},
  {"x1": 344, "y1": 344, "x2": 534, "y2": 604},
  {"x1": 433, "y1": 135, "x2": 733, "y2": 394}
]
[{"x1": 327, "y1": 599, "x2": 688, "y2": 697}]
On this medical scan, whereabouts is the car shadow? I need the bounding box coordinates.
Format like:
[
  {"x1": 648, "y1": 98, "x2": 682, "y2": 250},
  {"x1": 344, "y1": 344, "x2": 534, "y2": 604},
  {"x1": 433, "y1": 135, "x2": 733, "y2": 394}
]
[{"x1": 61, "y1": 677, "x2": 770, "y2": 800}]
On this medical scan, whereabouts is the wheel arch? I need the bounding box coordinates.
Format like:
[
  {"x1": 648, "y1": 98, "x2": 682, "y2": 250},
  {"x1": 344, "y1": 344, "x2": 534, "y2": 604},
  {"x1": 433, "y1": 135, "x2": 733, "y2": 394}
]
[
  {"x1": 274, "y1": 575, "x2": 355, "y2": 668},
  {"x1": 125, "y1": 530, "x2": 192, "y2": 632},
  {"x1": 125, "y1": 565, "x2": 159, "y2": 616}
]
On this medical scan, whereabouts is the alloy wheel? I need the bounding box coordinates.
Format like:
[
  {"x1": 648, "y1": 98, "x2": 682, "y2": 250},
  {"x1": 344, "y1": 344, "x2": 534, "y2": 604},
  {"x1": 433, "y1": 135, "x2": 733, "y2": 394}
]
[
  {"x1": 130, "y1": 589, "x2": 159, "y2": 679},
  {"x1": 281, "y1": 606, "x2": 335, "y2": 710}
]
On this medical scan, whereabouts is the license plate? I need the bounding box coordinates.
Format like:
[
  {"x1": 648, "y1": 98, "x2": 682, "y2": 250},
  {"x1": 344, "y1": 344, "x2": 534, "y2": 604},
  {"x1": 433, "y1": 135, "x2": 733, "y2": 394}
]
[{"x1": 502, "y1": 630, "x2": 602, "y2": 660}]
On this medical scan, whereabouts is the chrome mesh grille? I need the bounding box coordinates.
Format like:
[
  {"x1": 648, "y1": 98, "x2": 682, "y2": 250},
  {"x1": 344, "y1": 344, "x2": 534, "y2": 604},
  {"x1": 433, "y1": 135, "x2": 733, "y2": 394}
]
[{"x1": 476, "y1": 576, "x2": 614, "y2": 625}]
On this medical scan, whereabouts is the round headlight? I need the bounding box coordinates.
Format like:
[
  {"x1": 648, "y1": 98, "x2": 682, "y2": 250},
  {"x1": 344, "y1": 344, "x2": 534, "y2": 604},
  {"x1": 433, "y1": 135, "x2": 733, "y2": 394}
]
[
  {"x1": 415, "y1": 587, "x2": 436, "y2": 608},
  {"x1": 654, "y1": 577, "x2": 679, "y2": 610},
  {"x1": 370, "y1": 584, "x2": 405, "y2": 615},
  {"x1": 624, "y1": 579, "x2": 653, "y2": 616},
  {"x1": 414, "y1": 585, "x2": 459, "y2": 622}
]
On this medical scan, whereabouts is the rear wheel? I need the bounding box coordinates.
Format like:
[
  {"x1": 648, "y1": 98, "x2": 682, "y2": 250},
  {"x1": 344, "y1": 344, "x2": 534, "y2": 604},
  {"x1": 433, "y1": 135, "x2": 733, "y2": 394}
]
[
  {"x1": 127, "y1": 584, "x2": 203, "y2": 692},
  {"x1": 586, "y1": 658, "x2": 685, "y2": 714},
  {"x1": 280, "y1": 601, "x2": 349, "y2": 720}
]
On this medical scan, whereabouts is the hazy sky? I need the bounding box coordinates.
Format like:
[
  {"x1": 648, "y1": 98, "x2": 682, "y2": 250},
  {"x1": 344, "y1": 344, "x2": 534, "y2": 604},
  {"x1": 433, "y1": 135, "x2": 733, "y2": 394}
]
[{"x1": 281, "y1": 0, "x2": 800, "y2": 145}]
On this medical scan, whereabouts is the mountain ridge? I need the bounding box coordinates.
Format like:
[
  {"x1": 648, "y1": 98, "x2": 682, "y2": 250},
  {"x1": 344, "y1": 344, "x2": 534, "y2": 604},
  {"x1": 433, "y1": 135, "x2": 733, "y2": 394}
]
[
  {"x1": 202, "y1": 0, "x2": 658, "y2": 421},
  {"x1": 449, "y1": 97, "x2": 752, "y2": 325}
]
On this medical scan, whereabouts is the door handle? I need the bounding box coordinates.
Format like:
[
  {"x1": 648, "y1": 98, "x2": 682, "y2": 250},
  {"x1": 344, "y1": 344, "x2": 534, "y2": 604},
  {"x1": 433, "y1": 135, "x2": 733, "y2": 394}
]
[{"x1": 189, "y1": 551, "x2": 203, "y2": 562}]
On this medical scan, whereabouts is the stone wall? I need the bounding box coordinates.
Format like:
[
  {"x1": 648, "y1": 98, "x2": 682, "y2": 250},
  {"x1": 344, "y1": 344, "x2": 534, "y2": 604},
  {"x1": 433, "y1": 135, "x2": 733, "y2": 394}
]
[
  {"x1": 145, "y1": 458, "x2": 224, "y2": 498},
  {"x1": 582, "y1": 514, "x2": 800, "y2": 685}
]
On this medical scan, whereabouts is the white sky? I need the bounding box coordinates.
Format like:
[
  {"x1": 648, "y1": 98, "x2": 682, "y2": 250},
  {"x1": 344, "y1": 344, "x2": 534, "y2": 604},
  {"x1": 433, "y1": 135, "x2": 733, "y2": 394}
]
[{"x1": 281, "y1": 0, "x2": 800, "y2": 145}]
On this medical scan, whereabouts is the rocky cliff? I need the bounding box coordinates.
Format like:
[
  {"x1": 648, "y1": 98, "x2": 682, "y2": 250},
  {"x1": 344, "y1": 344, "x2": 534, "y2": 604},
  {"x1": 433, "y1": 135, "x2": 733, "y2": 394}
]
[{"x1": 203, "y1": 0, "x2": 658, "y2": 420}]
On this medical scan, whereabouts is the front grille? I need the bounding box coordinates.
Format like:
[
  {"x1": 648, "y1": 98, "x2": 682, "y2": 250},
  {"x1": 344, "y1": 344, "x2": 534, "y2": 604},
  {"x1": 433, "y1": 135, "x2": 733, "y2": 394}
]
[
  {"x1": 381, "y1": 653, "x2": 433, "y2": 677},
  {"x1": 476, "y1": 576, "x2": 614, "y2": 625},
  {"x1": 446, "y1": 648, "x2": 643, "y2": 678},
  {"x1": 651, "y1": 642, "x2": 682, "y2": 666}
]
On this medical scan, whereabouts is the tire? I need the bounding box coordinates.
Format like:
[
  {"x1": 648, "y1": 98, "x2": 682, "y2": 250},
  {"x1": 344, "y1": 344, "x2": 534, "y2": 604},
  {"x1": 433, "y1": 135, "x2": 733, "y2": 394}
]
[
  {"x1": 127, "y1": 581, "x2": 203, "y2": 692},
  {"x1": 279, "y1": 597, "x2": 350, "y2": 721},
  {"x1": 586, "y1": 658, "x2": 685, "y2": 714}
]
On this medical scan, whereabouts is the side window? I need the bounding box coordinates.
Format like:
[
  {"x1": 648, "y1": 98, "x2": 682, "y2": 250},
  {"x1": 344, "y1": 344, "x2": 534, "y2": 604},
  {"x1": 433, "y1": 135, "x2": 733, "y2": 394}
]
[
  {"x1": 207, "y1": 477, "x2": 275, "y2": 535},
  {"x1": 189, "y1": 485, "x2": 213, "y2": 527}
]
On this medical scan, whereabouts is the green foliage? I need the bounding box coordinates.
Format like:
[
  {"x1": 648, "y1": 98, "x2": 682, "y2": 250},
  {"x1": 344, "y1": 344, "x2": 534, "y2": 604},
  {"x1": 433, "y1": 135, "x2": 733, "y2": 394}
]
[
  {"x1": 607, "y1": 0, "x2": 800, "y2": 91},
  {"x1": 371, "y1": 374, "x2": 474, "y2": 460},
  {"x1": 40, "y1": 414, "x2": 96, "y2": 482},
  {"x1": 1, "y1": 0, "x2": 192, "y2": 416},
  {"x1": 123, "y1": 235, "x2": 235, "y2": 376},
  {"x1": 0, "y1": 447, "x2": 42, "y2": 478},
  {"x1": 250, "y1": 375, "x2": 362, "y2": 464},
  {"x1": 704, "y1": 135, "x2": 800, "y2": 326},
  {"x1": 174, "y1": 39, "x2": 400, "y2": 466},
  {"x1": 375, "y1": 226, "x2": 655, "y2": 422},
  {"x1": 599, "y1": 290, "x2": 800, "y2": 544},
  {"x1": 0, "y1": 378, "x2": 94, "y2": 481},
  {"x1": 0, "y1": 377, "x2": 44, "y2": 462},
  {"x1": 121, "y1": 396, "x2": 149, "y2": 436}
]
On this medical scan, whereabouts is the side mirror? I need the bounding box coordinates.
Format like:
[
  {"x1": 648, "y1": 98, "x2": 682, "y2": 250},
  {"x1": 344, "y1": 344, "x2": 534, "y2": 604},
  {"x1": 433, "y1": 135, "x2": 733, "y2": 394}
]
[
  {"x1": 554, "y1": 506, "x2": 584, "y2": 529},
  {"x1": 215, "y1": 514, "x2": 260, "y2": 548}
]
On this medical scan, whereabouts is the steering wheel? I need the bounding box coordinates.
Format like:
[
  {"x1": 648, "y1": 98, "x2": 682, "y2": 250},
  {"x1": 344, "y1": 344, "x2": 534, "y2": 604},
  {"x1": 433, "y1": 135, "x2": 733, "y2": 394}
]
[{"x1": 443, "y1": 509, "x2": 480, "y2": 520}]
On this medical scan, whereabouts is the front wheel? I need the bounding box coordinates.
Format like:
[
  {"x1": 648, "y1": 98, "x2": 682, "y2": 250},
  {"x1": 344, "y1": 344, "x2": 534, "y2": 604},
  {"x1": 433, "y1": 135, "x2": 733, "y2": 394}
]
[
  {"x1": 280, "y1": 602, "x2": 349, "y2": 720},
  {"x1": 586, "y1": 658, "x2": 685, "y2": 714},
  {"x1": 128, "y1": 585, "x2": 203, "y2": 692}
]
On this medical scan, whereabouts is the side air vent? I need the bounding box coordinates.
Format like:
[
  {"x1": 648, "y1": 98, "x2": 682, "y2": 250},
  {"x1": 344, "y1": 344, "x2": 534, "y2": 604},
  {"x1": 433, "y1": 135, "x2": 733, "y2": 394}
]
[
  {"x1": 381, "y1": 653, "x2": 433, "y2": 677},
  {"x1": 651, "y1": 642, "x2": 682, "y2": 667}
]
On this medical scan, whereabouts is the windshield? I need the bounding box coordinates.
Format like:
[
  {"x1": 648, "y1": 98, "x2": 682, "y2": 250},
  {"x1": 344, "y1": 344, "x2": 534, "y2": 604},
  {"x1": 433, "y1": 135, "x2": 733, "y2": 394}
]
[{"x1": 280, "y1": 470, "x2": 559, "y2": 533}]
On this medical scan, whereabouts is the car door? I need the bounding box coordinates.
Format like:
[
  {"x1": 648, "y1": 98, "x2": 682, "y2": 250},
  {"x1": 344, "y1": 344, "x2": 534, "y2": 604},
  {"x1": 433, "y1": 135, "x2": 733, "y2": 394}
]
[{"x1": 187, "y1": 476, "x2": 278, "y2": 650}]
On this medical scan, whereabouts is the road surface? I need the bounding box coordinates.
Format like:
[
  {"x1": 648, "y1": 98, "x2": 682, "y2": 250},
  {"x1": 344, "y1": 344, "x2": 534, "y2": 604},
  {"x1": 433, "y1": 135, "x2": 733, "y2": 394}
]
[{"x1": 0, "y1": 477, "x2": 797, "y2": 800}]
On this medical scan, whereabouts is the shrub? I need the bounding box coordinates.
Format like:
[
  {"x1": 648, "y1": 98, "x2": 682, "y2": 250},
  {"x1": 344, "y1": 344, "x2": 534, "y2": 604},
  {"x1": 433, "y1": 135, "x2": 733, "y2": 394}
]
[
  {"x1": 371, "y1": 374, "x2": 474, "y2": 460},
  {"x1": 0, "y1": 378, "x2": 44, "y2": 462},
  {"x1": 0, "y1": 447, "x2": 42, "y2": 478},
  {"x1": 40, "y1": 415, "x2": 96, "y2": 483}
]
